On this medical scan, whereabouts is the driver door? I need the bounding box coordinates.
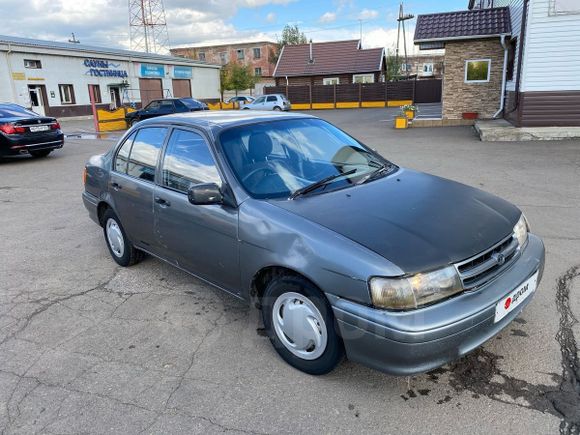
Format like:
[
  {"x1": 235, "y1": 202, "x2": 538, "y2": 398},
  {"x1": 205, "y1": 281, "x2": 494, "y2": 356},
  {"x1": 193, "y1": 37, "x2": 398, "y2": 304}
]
[{"x1": 153, "y1": 127, "x2": 240, "y2": 293}]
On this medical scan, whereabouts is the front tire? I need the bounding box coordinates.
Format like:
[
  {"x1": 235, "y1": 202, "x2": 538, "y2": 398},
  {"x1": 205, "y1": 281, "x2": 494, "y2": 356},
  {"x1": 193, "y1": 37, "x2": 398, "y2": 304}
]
[
  {"x1": 262, "y1": 275, "x2": 344, "y2": 375},
  {"x1": 29, "y1": 150, "x2": 51, "y2": 158},
  {"x1": 102, "y1": 209, "x2": 143, "y2": 267}
]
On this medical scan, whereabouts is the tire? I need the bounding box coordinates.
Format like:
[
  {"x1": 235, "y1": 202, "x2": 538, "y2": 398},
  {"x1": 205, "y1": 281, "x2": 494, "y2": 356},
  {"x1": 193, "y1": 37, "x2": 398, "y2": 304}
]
[
  {"x1": 129, "y1": 118, "x2": 139, "y2": 127},
  {"x1": 102, "y1": 209, "x2": 144, "y2": 267},
  {"x1": 273, "y1": 106, "x2": 282, "y2": 111},
  {"x1": 29, "y1": 150, "x2": 51, "y2": 158},
  {"x1": 262, "y1": 275, "x2": 344, "y2": 375}
]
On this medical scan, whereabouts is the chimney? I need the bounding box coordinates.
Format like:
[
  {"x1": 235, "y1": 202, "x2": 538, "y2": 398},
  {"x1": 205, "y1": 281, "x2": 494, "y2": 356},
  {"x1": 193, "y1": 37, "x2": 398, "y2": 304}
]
[{"x1": 309, "y1": 39, "x2": 314, "y2": 63}]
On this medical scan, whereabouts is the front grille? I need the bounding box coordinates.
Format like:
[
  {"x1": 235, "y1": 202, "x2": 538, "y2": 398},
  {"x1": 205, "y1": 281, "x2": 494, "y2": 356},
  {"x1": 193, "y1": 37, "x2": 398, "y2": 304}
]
[{"x1": 455, "y1": 234, "x2": 520, "y2": 290}]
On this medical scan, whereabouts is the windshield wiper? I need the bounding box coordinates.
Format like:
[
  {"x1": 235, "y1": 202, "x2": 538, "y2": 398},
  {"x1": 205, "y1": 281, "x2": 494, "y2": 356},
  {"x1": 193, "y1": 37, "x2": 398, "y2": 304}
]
[
  {"x1": 289, "y1": 168, "x2": 357, "y2": 200},
  {"x1": 356, "y1": 163, "x2": 392, "y2": 185}
]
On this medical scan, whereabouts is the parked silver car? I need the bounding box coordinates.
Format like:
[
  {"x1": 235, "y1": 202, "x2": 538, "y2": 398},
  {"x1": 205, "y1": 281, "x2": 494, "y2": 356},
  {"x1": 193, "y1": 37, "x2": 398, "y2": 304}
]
[
  {"x1": 82, "y1": 111, "x2": 545, "y2": 375},
  {"x1": 242, "y1": 94, "x2": 291, "y2": 111}
]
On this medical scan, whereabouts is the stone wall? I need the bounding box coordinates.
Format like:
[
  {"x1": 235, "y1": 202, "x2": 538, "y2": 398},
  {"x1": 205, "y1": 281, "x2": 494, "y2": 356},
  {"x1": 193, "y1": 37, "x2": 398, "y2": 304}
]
[{"x1": 442, "y1": 39, "x2": 504, "y2": 119}]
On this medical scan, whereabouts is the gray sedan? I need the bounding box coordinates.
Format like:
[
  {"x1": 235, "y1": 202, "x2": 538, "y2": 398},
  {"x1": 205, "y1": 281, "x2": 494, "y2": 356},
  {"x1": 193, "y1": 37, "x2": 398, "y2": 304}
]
[{"x1": 82, "y1": 111, "x2": 545, "y2": 375}]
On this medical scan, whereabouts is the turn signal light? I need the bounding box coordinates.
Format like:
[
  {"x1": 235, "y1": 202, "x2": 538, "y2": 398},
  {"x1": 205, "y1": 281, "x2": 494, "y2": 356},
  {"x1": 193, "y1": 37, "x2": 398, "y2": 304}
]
[
  {"x1": 82, "y1": 167, "x2": 88, "y2": 185},
  {"x1": 0, "y1": 123, "x2": 26, "y2": 135}
]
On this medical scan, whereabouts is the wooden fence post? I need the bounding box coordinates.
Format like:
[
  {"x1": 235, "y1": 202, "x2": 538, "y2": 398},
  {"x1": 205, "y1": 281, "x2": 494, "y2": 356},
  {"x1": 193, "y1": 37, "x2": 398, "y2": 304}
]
[
  {"x1": 358, "y1": 83, "x2": 362, "y2": 108},
  {"x1": 309, "y1": 84, "x2": 312, "y2": 109},
  {"x1": 413, "y1": 78, "x2": 417, "y2": 104},
  {"x1": 384, "y1": 81, "x2": 388, "y2": 107},
  {"x1": 333, "y1": 84, "x2": 337, "y2": 109}
]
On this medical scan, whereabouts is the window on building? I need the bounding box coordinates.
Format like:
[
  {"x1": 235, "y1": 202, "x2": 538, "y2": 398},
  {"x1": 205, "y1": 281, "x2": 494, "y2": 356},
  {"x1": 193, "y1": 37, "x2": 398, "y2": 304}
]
[
  {"x1": 423, "y1": 63, "x2": 434, "y2": 75},
  {"x1": 400, "y1": 63, "x2": 412, "y2": 72},
  {"x1": 465, "y1": 59, "x2": 491, "y2": 83},
  {"x1": 506, "y1": 37, "x2": 517, "y2": 81},
  {"x1": 237, "y1": 49, "x2": 245, "y2": 60},
  {"x1": 219, "y1": 52, "x2": 227, "y2": 64},
  {"x1": 254, "y1": 67, "x2": 262, "y2": 76},
  {"x1": 323, "y1": 77, "x2": 340, "y2": 85},
  {"x1": 353, "y1": 74, "x2": 375, "y2": 84},
  {"x1": 88, "y1": 84, "x2": 102, "y2": 104},
  {"x1": 552, "y1": 0, "x2": 580, "y2": 14},
  {"x1": 198, "y1": 52, "x2": 206, "y2": 61},
  {"x1": 24, "y1": 59, "x2": 42, "y2": 69},
  {"x1": 126, "y1": 127, "x2": 167, "y2": 182},
  {"x1": 58, "y1": 84, "x2": 76, "y2": 104},
  {"x1": 253, "y1": 47, "x2": 261, "y2": 59}
]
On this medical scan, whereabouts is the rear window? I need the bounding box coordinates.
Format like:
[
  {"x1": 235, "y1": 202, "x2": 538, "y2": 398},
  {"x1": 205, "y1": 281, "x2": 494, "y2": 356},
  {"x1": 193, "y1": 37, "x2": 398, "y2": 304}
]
[
  {"x1": 181, "y1": 98, "x2": 202, "y2": 109},
  {"x1": 0, "y1": 105, "x2": 38, "y2": 118}
]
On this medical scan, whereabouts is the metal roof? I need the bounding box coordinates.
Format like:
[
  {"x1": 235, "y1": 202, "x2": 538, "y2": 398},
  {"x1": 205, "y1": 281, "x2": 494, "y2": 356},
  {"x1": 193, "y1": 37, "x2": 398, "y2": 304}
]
[
  {"x1": 0, "y1": 34, "x2": 220, "y2": 68},
  {"x1": 414, "y1": 7, "x2": 511, "y2": 43}
]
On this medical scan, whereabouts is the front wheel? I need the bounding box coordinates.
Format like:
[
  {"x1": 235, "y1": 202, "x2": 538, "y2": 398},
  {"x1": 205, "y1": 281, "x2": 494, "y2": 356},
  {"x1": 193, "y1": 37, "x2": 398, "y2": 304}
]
[
  {"x1": 102, "y1": 209, "x2": 144, "y2": 267},
  {"x1": 29, "y1": 150, "x2": 51, "y2": 158},
  {"x1": 262, "y1": 275, "x2": 344, "y2": 375}
]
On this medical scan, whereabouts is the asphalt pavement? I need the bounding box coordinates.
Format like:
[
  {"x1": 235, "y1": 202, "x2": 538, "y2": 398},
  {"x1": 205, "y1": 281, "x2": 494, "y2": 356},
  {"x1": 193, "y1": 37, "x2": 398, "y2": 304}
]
[{"x1": 1, "y1": 108, "x2": 579, "y2": 434}]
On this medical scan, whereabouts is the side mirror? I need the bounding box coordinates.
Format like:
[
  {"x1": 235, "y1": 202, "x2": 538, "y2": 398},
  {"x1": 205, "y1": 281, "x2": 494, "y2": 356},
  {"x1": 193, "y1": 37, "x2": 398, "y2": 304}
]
[{"x1": 187, "y1": 183, "x2": 223, "y2": 205}]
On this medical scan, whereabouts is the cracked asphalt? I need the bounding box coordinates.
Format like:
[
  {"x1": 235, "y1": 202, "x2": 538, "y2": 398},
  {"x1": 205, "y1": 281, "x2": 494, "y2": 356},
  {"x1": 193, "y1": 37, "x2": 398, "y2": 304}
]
[{"x1": 1, "y1": 109, "x2": 579, "y2": 434}]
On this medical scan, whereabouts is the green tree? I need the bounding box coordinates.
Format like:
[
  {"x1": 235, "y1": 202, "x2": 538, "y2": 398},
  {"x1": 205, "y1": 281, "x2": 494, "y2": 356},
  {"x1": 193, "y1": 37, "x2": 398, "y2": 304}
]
[
  {"x1": 270, "y1": 24, "x2": 308, "y2": 65},
  {"x1": 221, "y1": 61, "x2": 258, "y2": 97},
  {"x1": 385, "y1": 49, "x2": 402, "y2": 81}
]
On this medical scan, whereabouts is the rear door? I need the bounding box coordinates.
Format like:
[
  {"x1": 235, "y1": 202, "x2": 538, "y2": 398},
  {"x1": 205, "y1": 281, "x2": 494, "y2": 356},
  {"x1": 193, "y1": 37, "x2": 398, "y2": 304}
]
[
  {"x1": 153, "y1": 127, "x2": 240, "y2": 292},
  {"x1": 109, "y1": 127, "x2": 168, "y2": 252},
  {"x1": 265, "y1": 95, "x2": 278, "y2": 110}
]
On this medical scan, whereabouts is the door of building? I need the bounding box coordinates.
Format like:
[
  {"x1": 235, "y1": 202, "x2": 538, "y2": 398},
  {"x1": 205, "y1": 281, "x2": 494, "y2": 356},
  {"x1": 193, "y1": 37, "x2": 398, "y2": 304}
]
[
  {"x1": 172, "y1": 79, "x2": 191, "y2": 98},
  {"x1": 109, "y1": 87, "x2": 122, "y2": 109},
  {"x1": 28, "y1": 85, "x2": 47, "y2": 116},
  {"x1": 139, "y1": 78, "x2": 163, "y2": 107}
]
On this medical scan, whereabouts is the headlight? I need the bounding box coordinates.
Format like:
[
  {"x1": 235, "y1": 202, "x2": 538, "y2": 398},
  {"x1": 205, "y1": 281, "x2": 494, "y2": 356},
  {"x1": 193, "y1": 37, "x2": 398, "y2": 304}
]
[
  {"x1": 513, "y1": 213, "x2": 529, "y2": 248},
  {"x1": 369, "y1": 265, "x2": 463, "y2": 310}
]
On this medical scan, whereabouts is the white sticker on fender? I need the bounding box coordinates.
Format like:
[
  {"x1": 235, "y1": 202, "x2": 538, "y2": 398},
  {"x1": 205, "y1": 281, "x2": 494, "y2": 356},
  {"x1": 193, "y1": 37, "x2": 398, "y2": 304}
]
[{"x1": 494, "y1": 272, "x2": 538, "y2": 323}]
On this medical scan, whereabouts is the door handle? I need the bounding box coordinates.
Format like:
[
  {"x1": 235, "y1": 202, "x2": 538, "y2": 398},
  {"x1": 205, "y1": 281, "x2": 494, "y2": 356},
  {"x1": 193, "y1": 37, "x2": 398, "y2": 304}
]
[
  {"x1": 111, "y1": 182, "x2": 122, "y2": 191},
  {"x1": 154, "y1": 196, "x2": 170, "y2": 207}
]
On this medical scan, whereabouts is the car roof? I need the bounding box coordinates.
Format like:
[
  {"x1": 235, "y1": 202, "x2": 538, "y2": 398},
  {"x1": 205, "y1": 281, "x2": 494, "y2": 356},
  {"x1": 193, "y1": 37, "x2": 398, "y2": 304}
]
[{"x1": 135, "y1": 110, "x2": 315, "y2": 132}]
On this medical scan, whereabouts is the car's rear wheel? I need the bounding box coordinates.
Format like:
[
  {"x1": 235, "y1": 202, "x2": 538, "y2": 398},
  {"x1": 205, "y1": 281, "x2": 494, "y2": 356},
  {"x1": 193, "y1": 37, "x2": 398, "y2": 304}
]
[
  {"x1": 29, "y1": 150, "x2": 51, "y2": 158},
  {"x1": 273, "y1": 106, "x2": 282, "y2": 111},
  {"x1": 262, "y1": 275, "x2": 344, "y2": 375},
  {"x1": 102, "y1": 209, "x2": 143, "y2": 267}
]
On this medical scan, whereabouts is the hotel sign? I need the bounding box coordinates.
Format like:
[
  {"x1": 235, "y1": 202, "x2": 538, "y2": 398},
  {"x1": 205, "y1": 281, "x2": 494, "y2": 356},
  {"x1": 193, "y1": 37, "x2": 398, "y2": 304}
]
[{"x1": 84, "y1": 58, "x2": 128, "y2": 78}]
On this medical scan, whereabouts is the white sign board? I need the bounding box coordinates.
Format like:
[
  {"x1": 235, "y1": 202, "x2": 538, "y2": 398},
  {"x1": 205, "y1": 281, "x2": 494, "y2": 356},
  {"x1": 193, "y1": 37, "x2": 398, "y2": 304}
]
[{"x1": 555, "y1": 0, "x2": 580, "y2": 13}]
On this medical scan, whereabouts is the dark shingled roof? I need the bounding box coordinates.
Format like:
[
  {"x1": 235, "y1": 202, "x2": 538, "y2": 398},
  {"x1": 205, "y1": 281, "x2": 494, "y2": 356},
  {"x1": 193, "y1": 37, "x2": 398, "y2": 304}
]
[
  {"x1": 414, "y1": 7, "x2": 511, "y2": 42},
  {"x1": 273, "y1": 40, "x2": 384, "y2": 77}
]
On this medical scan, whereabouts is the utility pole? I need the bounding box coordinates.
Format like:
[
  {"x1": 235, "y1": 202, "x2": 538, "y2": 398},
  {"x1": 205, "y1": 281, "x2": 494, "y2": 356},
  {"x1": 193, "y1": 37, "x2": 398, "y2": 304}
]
[
  {"x1": 128, "y1": 0, "x2": 170, "y2": 53},
  {"x1": 395, "y1": 2, "x2": 414, "y2": 76}
]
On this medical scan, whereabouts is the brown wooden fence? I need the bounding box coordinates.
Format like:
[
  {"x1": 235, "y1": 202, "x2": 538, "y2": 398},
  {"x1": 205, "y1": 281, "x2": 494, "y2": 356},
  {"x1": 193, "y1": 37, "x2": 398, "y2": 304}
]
[{"x1": 264, "y1": 79, "x2": 442, "y2": 108}]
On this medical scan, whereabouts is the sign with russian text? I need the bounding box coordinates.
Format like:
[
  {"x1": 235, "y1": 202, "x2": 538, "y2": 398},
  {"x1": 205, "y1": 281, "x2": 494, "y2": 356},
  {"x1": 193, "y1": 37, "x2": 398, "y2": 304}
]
[
  {"x1": 173, "y1": 66, "x2": 192, "y2": 79},
  {"x1": 84, "y1": 58, "x2": 128, "y2": 78},
  {"x1": 140, "y1": 63, "x2": 165, "y2": 78}
]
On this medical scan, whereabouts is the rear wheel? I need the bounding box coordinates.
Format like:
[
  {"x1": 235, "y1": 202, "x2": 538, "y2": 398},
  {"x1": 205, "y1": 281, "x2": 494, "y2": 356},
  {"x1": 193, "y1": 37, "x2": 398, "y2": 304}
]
[
  {"x1": 262, "y1": 275, "x2": 344, "y2": 375},
  {"x1": 102, "y1": 209, "x2": 143, "y2": 267},
  {"x1": 273, "y1": 106, "x2": 282, "y2": 111},
  {"x1": 29, "y1": 150, "x2": 51, "y2": 158}
]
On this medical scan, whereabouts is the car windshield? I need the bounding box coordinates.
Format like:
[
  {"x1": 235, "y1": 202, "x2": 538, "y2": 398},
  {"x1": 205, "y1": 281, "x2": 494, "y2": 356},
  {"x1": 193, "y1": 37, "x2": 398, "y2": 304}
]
[
  {"x1": 181, "y1": 98, "x2": 201, "y2": 109},
  {"x1": 219, "y1": 118, "x2": 394, "y2": 199},
  {"x1": 0, "y1": 105, "x2": 38, "y2": 118}
]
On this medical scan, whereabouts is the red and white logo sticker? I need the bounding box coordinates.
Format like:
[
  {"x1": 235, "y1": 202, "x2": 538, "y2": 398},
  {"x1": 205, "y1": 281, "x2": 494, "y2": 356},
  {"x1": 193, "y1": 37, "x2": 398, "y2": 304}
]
[{"x1": 494, "y1": 272, "x2": 538, "y2": 323}]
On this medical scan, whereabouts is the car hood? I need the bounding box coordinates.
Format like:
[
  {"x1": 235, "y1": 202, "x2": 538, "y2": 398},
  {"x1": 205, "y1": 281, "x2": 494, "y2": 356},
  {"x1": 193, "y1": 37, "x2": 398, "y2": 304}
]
[{"x1": 268, "y1": 168, "x2": 521, "y2": 274}]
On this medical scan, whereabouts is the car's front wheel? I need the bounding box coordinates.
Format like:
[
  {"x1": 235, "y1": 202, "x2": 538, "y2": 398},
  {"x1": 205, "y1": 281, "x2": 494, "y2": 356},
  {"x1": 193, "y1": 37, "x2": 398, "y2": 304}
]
[
  {"x1": 102, "y1": 209, "x2": 143, "y2": 267},
  {"x1": 262, "y1": 275, "x2": 344, "y2": 375}
]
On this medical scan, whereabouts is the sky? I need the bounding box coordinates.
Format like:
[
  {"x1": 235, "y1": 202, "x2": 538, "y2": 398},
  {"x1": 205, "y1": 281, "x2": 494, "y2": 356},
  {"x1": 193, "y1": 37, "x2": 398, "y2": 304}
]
[{"x1": 0, "y1": 0, "x2": 467, "y2": 54}]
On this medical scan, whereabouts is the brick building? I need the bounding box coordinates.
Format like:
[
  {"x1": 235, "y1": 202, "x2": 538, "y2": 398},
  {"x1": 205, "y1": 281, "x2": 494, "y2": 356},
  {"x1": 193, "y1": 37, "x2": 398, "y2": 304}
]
[
  {"x1": 170, "y1": 41, "x2": 277, "y2": 94},
  {"x1": 273, "y1": 40, "x2": 385, "y2": 87}
]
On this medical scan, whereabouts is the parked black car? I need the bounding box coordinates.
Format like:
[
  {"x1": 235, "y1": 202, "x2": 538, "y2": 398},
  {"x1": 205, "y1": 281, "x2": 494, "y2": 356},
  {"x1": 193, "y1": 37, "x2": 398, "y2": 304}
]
[
  {"x1": 0, "y1": 103, "x2": 64, "y2": 158},
  {"x1": 125, "y1": 98, "x2": 208, "y2": 126}
]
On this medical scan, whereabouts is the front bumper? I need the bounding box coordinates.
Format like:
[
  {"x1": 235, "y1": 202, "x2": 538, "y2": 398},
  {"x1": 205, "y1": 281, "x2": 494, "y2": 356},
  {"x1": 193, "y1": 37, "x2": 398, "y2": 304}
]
[{"x1": 329, "y1": 233, "x2": 545, "y2": 376}]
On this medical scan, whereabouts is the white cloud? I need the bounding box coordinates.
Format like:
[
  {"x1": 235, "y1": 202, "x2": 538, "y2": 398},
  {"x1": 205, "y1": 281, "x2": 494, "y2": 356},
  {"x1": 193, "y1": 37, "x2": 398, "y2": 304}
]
[
  {"x1": 357, "y1": 8, "x2": 378, "y2": 20},
  {"x1": 266, "y1": 12, "x2": 277, "y2": 23},
  {"x1": 319, "y1": 11, "x2": 337, "y2": 23}
]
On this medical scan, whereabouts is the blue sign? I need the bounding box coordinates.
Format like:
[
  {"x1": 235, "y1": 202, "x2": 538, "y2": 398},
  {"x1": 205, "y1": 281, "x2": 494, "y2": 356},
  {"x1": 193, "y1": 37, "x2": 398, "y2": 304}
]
[
  {"x1": 140, "y1": 63, "x2": 165, "y2": 78},
  {"x1": 84, "y1": 58, "x2": 128, "y2": 78},
  {"x1": 174, "y1": 66, "x2": 192, "y2": 79}
]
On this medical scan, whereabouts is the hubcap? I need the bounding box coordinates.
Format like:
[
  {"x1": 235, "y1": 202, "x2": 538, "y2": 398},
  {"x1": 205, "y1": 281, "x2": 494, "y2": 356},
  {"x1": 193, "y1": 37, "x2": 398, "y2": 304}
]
[
  {"x1": 272, "y1": 292, "x2": 328, "y2": 360},
  {"x1": 106, "y1": 218, "x2": 124, "y2": 258}
]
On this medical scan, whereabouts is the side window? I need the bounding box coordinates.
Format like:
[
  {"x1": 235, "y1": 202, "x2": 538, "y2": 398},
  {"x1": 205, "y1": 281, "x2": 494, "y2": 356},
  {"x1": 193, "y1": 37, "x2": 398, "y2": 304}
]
[
  {"x1": 254, "y1": 97, "x2": 265, "y2": 104},
  {"x1": 145, "y1": 101, "x2": 160, "y2": 112},
  {"x1": 267, "y1": 96, "x2": 277, "y2": 102},
  {"x1": 114, "y1": 132, "x2": 136, "y2": 173},
  {"x1": 126, "y1": 127, "x2": 167, "y2": 182},
  {"x1": 159, "y1": 100, "x2": 175, "y2": 113},
  {"x1": 161, "y1": 129, "x2": 221, "y2": 193}
]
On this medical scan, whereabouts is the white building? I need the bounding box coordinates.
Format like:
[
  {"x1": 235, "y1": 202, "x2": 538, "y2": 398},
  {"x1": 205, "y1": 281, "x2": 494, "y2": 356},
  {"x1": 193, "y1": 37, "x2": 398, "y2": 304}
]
[{"x1": 0, "y1": 35, "x2": 221, "y2": 118}]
